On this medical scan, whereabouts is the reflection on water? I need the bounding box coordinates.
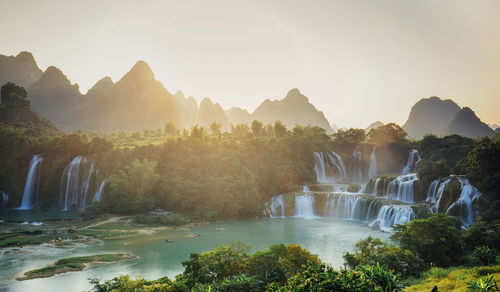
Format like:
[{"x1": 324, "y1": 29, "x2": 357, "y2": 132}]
[{"x1": 0, "y1": 218, "x2": 390, "y2": 292}]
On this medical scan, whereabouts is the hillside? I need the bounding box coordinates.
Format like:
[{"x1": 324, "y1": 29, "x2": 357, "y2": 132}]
[
  {"x1": 403, "y1": 96, "x2": 460, "y2": 139},
  {"x1": 444, "y1": 107, "x2": 493, "y2": 138}
]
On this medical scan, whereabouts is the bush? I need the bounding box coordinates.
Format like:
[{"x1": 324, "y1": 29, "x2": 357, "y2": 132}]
[
  {"x1": 271, "y1": 262, "x2": 378, "y2": 291},
  {"x1": 356, "y1": 263, "x2": 405, "y2": 291},
  {"x1": 467, "y1": 276, "x2": 498, "y2": 292},
  {"x1": 473, "y1": 246, "x2": 497, "y2": 266},
  {"x1": 391, "y1": 213, "x2": 464, "y2": 267},
  {"x1": 344, "y1": 236, "x2": 427, "y2": 278}
]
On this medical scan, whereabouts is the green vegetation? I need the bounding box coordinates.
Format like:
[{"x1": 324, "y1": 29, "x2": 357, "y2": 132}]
[
  {"x1": 16, "y1": 253, "x2": 134, "y2": 280},
  {"x1": 405, "y1": 266, "x2": 500, "y2": 292}
]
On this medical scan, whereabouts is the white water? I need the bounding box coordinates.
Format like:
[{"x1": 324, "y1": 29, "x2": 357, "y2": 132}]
[
  {"x1": 302, "y1": 185, "x2": 310, "y2": 192},
  {"x1": 59, "y1": 156, "x2": 98, "y2": 211},
  {"x1": 385, "y1": 174, "x2": 418, "y2": 202},
  {"x1": 351, "y1": 147, "x2": 363, "y2": 180},
  {"x1": 313, "y1": 151, "x2": 347, "y2": 183},
  {"x1": 430, "y1": 178, "x2": 452, "y2": 212},
  {"x1": 402, "y1": 149, "x2": 421, "y2": 174},
  {"x1": 369, "y1": 205, "x2": 415, "y2": 232},
  {"x1": 368, "y1": 147, "x2": 377, "y2": 179},
  {"x1": 92, "y1": 179, "x2": 106, "y2": 203},
  {"x1": 1, "y1": 191, "x2": 8, "y2": 207},
  {"x1": 265, "y1": 194, "x2": 285, "y2": 218},
  {"x1": 267, "y1": 191, "x2": 415, "y2": 230},
  {"x1": 446, "y1": 177, "x2": 481, "y2": 228},
  {"x1": 426, "y1": 180, "x2": 440, "y2": 204},
  {"x1": 371, "y1": 178, "x2": 382, "y2": 195},
  {"x1": 17, "y1": 154, "x2": 43, "y2": 210},
  {"x1": 294, "y1": 194, "x2": 316, "y2": 218}
]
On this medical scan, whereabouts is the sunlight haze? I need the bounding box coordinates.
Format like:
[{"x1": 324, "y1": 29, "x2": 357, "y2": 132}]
[{"x1": 0, "y1": 0, "x2": 499, "y2": 128}]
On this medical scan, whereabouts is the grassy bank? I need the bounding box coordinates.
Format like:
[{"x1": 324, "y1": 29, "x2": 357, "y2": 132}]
[
  {"x1": 16, "y1": 253, "x2": 135, "y2": 280},
  {"x1": 405, "y1": 265, "x2": 500, "y2": 291}
]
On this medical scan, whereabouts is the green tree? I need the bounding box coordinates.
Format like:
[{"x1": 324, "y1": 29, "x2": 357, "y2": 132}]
[
  {"x1": 368, "y1": 123, "x2": 407, "y2": 145},
  {"x1": 391, "y1": 213, "x2": 464, "y2": 267},
  {"x1": 251, "y1": 120, "x2": 264, "y2": 137}
]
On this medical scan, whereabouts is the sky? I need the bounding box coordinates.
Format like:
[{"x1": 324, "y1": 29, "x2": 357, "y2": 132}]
[{"x1": 0, "y1": 0, "x2": 499, "y2": 128}]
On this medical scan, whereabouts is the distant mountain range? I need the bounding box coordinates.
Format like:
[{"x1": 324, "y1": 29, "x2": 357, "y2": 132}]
[
  {"x1": 0, "y1": 51, "x2": 332, "y2": 132},
  {"x1": 402, "y1": 96, "x2": 493, "y2": 139},
  {"x1": 0, "y1": 51, "x2": 496, "y2": 138}
]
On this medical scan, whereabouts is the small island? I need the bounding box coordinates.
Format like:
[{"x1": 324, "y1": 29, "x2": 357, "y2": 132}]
[{"x1": 16, "y1": 253, "x2": 135, "y2": 281}]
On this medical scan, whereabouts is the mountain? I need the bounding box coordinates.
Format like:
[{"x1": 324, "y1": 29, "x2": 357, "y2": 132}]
[
  {"x1": 174, "y1": 90, "x2": 199, "y2": 129},
  {"x1": 403, "y1": 96, "x2": 460, "y2": 139},
  {"x1": 444, "y1": 107, "x2": 493, "y2": 138},
  {"x1": 488, "y1": 123, "x2": 499, "y2": 130},
  {"x1": 0, "y1": 51, "x2": 338, "y2": 133},
  {"x1": 252, "y1": 89, "x2": 332, "y2": 132},
  {"x1": 83, "y1": 61, "x2": 180, "y2": 132},
  {"x1": 28, "y1": 66, "x2": 82, "y2": 129},
  {"x1": 226, "y1": 107, "x2": 252, "y2": 125},
  {"x1": 0, "y1": 51, "x2": 43, "y2": 88},
  {"x1": 199, "y1": 98, "x2": 229, "y2": 130},
  {"x1": 365, "y1": 121, "x2": 384, "y2": 133}
]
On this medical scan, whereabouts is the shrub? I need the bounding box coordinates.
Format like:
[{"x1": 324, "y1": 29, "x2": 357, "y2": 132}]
[
  {"x1": 344, "y1": 236, "x2": 427, "y2": 278},
  {"x1": 473, "y1": 246, "x2": 497, "y2": 266},
  {"x1": 467, "y1": 276, "x2": 498, "y2": 292},
  {"x1": 391, "y1": 213, "x2": 464, "y2": 267},
  {"x1": 356, "y1": 263, "x2": 405, "y2": 291}
]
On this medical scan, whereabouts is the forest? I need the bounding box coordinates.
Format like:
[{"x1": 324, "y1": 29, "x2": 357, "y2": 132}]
[{"x1": 1, "y1": 82, "x2": 499, "y2": 291}]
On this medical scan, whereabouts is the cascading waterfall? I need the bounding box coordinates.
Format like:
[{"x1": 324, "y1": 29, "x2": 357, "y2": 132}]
[
  {"x1": 59, "y1": 156, "x2": 99, "y2": 211},
  {"x1": 426, "y1": 180, "x2": 440, "y2": 204},
  {"x1": 402, "y1": 149, "x2": 421, "y2": 174},
  {"x1": 350, "y1": 147, "x2": 363, "y2": 180},
  {"x1": 369, "y1": 205, "x2": 415, "y2": 232},
  {"x1": 371, "y1": 178, "x2": 382, "y2": 195},
  {"x1": 303, "y1": 185, "x2": 310, "y2": 192},
  {"x1": 294, "y1": 194, "x2": 316, "y2": 218},
  {"x1": 313, "y1": 151, "x2": 347, "y2": 183},
  {"x1": 17, "y1": 154, "x2": 43, "y2": 210},
  {"x1": 430, "y1": 178, "x2": 452, "y2": 212},
  {"x1": 385, "y1": 174, "x2": 418, "y2": 202},
  {"x1": 266, "y1": 191, "x2": 415, "y2": 230},
  {"x1": 92, "y1": 179, "x2": 106, "y2": 203},
  {"x1": 368, "y1": 147, "x2": 377, "y2": 179},
  {"x1": 1, "y1": 191, "x2": 8, "y2": 207},
  {"x1": 446, "y1": 177, "x2": 481, "y2": 228},
  {"x1": 265, "y1": 194, "x2": 285, "y2": 218}
]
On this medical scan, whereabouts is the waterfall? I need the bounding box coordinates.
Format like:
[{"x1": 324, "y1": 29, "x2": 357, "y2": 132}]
[
  {"x1": 17, "y1": 154, "x2": 43, "y2": 210},
  {"x1": 369, "y1": 205, "x2": 415, "y2": 232},
  {"x1": 92, "y1": 179, "x2": 106, "y2": 203},
  {"x1": 265, "y1": 194, "x2": 285, "y2": 218},
  {"x1": 313, "y1": 151, "x2": 347, "y2": 183},
  {"x1": 368, "y1": 147, "x2": 377, "y2": 179},
  {"x1": 385, "y1": 174, "x2": 418, "y2": 202},
  {"x1": 446, "y1": 177, "x2": 481, "y2": 228},
  {"x1": 302, "y1": 185, "x2": 310, "y2": 192},
  {"x1": 350, "y1": 147, "x2": 363, "y2": 180},
  {"x1": 402, "y1": 149, "x2": 421, "y2": 174},
  {"x1": 1, "y1": 191, "x2": 8, "y2": 207},
  {"x1": 294, "y1": 194, "x2": 316, "y2": 218},
  {"x1": 426, "y1": 180, "x2": 440, "y2": 204},
  {"x1": 372, "y1": 178, "x2": 381, "y2": 195},
  {"x1": 431, "y1": 178, "x2": 452, "y2": 212},
  {"x1": 59, "y1": 156, "x2": 98, "y2": 211},
  {"x1": 325, "y1": 193, "x2": 378, "y2": 221}
]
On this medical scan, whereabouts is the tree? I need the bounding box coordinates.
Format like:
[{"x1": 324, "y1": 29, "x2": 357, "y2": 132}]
[
  {"x1": 251, "y1": 120, "x2": 264, "y2": 137},
  {"x1": 0, "y1": 82, "x2": 31, "y2": 122},
  {"x1": 274, "y1": 121, "x2": 288, "y2": 137},
  {"x1": 209, "y1": 122, "x2": 222, "y2": 136},
  {"x1": 368, "y1": 123, "x2": 407, "y2": 145},
  {"x1": 164, "y1": 121, "x2": 178, "y2": 136},
  {"x1": 391, "y1": 213, "x2": 464, "y2": 267},
  {"x1": 333, "y1": 128, "x2": 366, "y2": 145}
]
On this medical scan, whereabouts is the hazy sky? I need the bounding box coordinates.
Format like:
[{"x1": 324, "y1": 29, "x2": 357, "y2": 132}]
[{"x1": 1, "y1": 0, "x2": 499, "y2": 128}]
